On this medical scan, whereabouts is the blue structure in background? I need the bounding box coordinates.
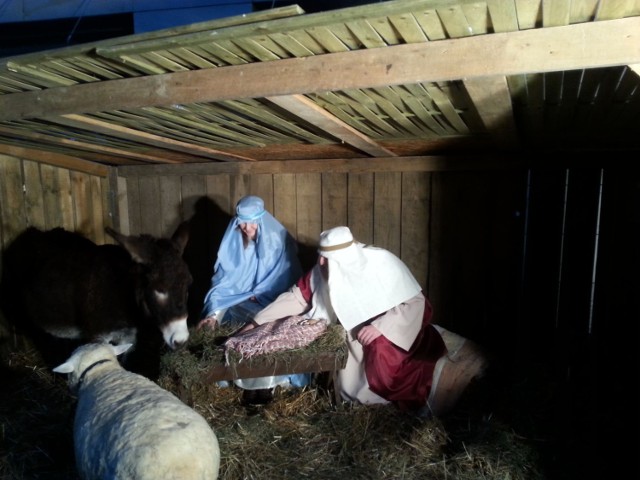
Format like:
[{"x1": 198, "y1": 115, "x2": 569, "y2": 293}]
[{"x1": 0, "y1": 1, "x2": 375, "y2": 57}]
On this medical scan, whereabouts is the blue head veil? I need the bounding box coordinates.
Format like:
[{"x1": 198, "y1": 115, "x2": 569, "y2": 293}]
[{"x1": 201, "y1": 196, "x2": 302, "y2": 317}]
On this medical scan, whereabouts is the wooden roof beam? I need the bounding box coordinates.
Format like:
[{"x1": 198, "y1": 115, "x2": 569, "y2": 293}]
[
  {"x1": 1, "y1": 17, "x2": 639, "y2": 121},
  {"x1": 462, "y1": 76, "x2": 519, "y2": 149},
  {"x1": 265, "y1": 94, "x2": 396, "y2": 157},
  {"x1": 47, "y1": 114, "x2": 255, "y2": 162},
  {"x1": 0, "y1": 143, "x2": 110, "y2": 176},
  {"x1": 0, "y1": 125, "x2": 189, "y2": 164}
]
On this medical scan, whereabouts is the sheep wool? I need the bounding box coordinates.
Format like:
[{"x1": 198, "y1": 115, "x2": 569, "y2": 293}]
[{"x1": 53, "y1": 342, "x2": 220, "y2": 480}]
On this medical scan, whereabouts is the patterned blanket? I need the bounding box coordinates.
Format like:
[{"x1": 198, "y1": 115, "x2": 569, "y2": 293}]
[{"x1": 224, "y1": 316, "x2": 329, "y2": 360}]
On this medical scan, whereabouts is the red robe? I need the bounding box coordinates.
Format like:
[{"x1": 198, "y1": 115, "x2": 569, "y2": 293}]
[{"x1": 297, "y1": 271, "x2": 446, "y2": 411}]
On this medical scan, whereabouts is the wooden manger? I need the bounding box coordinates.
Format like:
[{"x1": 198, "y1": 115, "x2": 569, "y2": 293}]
[{"x1": 160, "y1": 323, "x2": 348, "y2": 404}]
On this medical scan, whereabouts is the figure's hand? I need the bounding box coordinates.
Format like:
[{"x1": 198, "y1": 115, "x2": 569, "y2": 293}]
[
  {"x1": 197, "y1": 315, "x2": 218, "y2": 331},
  {"x1": 236, "y1": 322, "x2": 257, "y2": 335},
  {"x1": 356, "y1": 325, "x2": 382, "y2": 346}
]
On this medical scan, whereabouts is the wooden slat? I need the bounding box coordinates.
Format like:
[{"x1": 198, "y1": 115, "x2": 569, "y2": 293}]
[
  {"x1": 41, "y1": 164, "x2": 63, "y2": 229},
  {"x1": 569, "y1": 0, "x2": 601, "y2": 22},
  {"x1": 203, "y1": 349, "x2": 347, "y2": 383},
  {"x1": 159, "y1": 176, "x2": 183, "y2": 237},
  {"x1": 462, "y1": 2, "x2": 491, "y2": 34},
  {"x1": 463, "y1": 76, "x2": 519, "y2": 149},
  {"x1": 486, "y1": 0, "x2": 520, "y2": 32},
  {"x1": 116, "y1": 176, "x2": 130, "y2": 235},
  {"x1": 138, "y1": 176, "x2": 162, "y2": 236},
  {"x1": 3, "y1": 17, "x2": 639, "y2": 121},
  {"x1": 266, "y1": 94, "x2": 396, "y2": 157},
  {"x1": 5, "y1": 5, "x2": 305, "y2": 88},
  {"x1": 57, "y1": 168, "x2": 75, "y2": 231},
  {"x1": 273, "y1": 173, "x2": 297, "y2": 238},
  {"x1": 413, "y1": 8, "x2": 448, "y2": 40},
  {"x1": 373, "y1": 171, "x2": 402, "y2": 257},
  {"x1": 295, "y1": 173, "x2": 322, "y2": 246},
  {"x1": 0, "y1": 154, "x2": 26, "y2": 247},
  {"x1": 116, "y1": 154, "x2": 526, "y2": 178},
  {"x1": 388, "y1": 12, "x2": 428, "y2": 43},
  {"x1": 0, "y1": 143, "x2": 108, "y2": 176},
  {"x1": 101, "y1": 176, "x2": 113, "y2": 232},
  {"x1": 542, "y1": 0, "x2": 571, "y2": 27},
  {"x1": 70, "y1": 171, "x2": 91, "y2": 237},
  {"x1": 125, "y1": 176, "x2": 141, "y2": 235},
  {"x1": 401, "y1": 172, "x2": 431, "y2": 290},
  {"x1": 347, "y1": 172, "x2": 374, "y2": 245},
  {"x1": 515, "y1": 0, "x2": 543, "y2": 29},
  {"x1": 181, "y1": 175, "x2": 207, "y2": 223},
  {"x1": 0, "y1": 125, "x2": 186, "y2": 165},
  {"x1": 321, "y1": 173, "x2": 348, "y2": 233},
  {"x1": 89, "y1": 175, "x2": 105, "y2": 244},
  {"x1": 424, "y1": 84, "x2": 470, "y2": 133},
  {"x1": 23, "y1": 160, "x2": 46, "y2": 229},
  {"x1": 206, "y1": 174, "x2": 232, "y2": 215},
  {"x1": 50, "y1": 114, "x2": 255, "y2": 162},
  {"x1": 248, "y1": 174, "x2": 275, "y2": 212},
  {"x1": 230, "y1": 174, "x2": 251, "y2": 207}
]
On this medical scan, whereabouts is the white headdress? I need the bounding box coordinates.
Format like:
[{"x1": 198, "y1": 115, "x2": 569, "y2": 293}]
[{"x1": 318, "y1": 226, "x2": 422, "y2": 330}]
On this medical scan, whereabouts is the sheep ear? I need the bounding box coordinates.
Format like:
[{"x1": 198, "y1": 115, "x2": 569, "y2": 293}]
[
  {"x1": 113, "y1": 343, "x2": 133, "y2": 356},
  {"x1": 52, "y1": 362, "x2": 74, "y2": 374}
]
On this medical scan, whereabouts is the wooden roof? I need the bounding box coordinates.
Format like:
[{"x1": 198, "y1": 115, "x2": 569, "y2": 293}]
[{"x1": 1, "y1": 0, "x2": 639, "y2": 171}]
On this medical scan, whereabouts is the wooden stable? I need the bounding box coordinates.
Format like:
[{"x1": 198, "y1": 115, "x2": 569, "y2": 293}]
[{"x1": 0, "y1": 2, "x2": 638, "y2": 477}]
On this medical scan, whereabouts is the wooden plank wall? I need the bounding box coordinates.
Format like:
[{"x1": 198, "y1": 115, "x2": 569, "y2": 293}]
[
  {"x1": 0, "y1": 153, "x2": 113, "y2": 251},
  {"x1": 0, "y1": 152, "x2": 114, "y2": 340},
  {"x1": 115, "y1": 158, "x2": 525, "y2": 337}
]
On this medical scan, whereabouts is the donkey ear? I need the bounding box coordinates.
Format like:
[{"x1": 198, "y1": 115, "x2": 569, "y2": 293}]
[
  {"x1": 105, "y1": 228, "x2": 148, "y2": 264},
  {"x1": 171, "y1": 221, "x2": 190, "y2": 255}
]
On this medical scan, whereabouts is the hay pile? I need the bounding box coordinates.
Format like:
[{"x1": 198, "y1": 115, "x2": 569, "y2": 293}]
[
  {"x1": 0, "y1": 329, "x2": 546, "y2": 480},
  {"x1": 156, "y1": 325, "x2": 545, "y2": 480}
]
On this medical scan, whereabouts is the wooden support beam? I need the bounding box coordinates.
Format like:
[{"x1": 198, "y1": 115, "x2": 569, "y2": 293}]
[
  {"x1": 1, "y1": 17, "x2": 639, "y2": 121},
  {"x1": 0, "y1": 125, "x2": 187, "y2": 164},
  {"x1": 463, "y1": 76, "x2": 519, "y2": 149},
  {"x1": 0, "y1": 143, "x2": 109, "y2": 176},
  {"x1": 266, "y1": 94, "x2": 396, "y2": 157},
  {"x1": 49, "y1": 114, "x2": 255, "y2": 162}
]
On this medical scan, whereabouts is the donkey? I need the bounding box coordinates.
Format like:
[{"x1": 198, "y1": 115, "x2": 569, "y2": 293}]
[{"x1": 0, "y1": 223, "x2": 192, "y2": 377}]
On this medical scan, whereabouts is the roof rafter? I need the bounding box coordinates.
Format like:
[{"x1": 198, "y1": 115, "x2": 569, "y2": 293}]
[{"x1": 1, "y1": 17, "x2": 639, "y2": 122}]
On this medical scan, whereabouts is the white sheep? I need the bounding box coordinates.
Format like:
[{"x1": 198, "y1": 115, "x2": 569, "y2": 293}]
[{"x1": 53, "y1": 342, "x2": 220, "y2": 480}]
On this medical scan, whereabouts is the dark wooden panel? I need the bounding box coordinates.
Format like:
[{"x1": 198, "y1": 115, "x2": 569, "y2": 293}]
[
  {"x1": 522, "y1": 168, "x2": 568, "y2": 366},
  {"x1": 138, "y1": 176, "x2": 162, "y2": 236},
  {"x1": 347, "y1": 172, "x2": 374, "y2": 245},
  {"x1": 41, "y1": 164, "x2": 63, "y2": 230},
  {"x1": 89, "y1": 175, "x2": 105, "y2": 244},
  {"x1": 0, "y1": 154, "x2": 26, "y2": 247},
  {"x1": 230, "y1": 174, "x2": 252, "y2": 208},
  {"x1": 295, "y1": 173, "x2": 322, "y2": 246},
  {"x1": 401, "y1": 171, "x2": 430, "y2": 290},
  {"x1": 159, "y1": 175, "x2": 182, "y2": 237},
  {"x1": 321, "y1": 172, "x2": 347, "y2": 232},
  {"x1": 181, "y1": 174, "x2": 207, "y2": 224},
  {"x1": 273, "y1": 173, "x2": 297, "y2": 237},
  {"x1": 57, "y1": 168, "x2": 75, "y2": 232},
  {"x1": 125, "y1": 176, "x2": 141, "y2": 235},
  {"x1": 70, "y1": 171, "x2": 92, "y2": 239},
  {"x1": 373, "y1": 171, "x2": 402, "y2": 257},
  {"x1": 23, "y1": 160, "x2": 45, "y2": 230},
  {"x1": 249, "y1": 174, "x2": 274, "y2": 213},
  {"x1": 205, "y1": 174, "x2": 232, "y2": 215}
]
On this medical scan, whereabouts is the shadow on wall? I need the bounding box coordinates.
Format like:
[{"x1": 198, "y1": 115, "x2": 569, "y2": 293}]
[
  {"x1": 182, "y1": 196, "x2": 232, "y2": 327},
  {"x1": 182, "y1": 195, "x2": 320, "y2": 326},
  {"x1": 297, "y1": 241, "x2": 319, "y2": 273}
]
